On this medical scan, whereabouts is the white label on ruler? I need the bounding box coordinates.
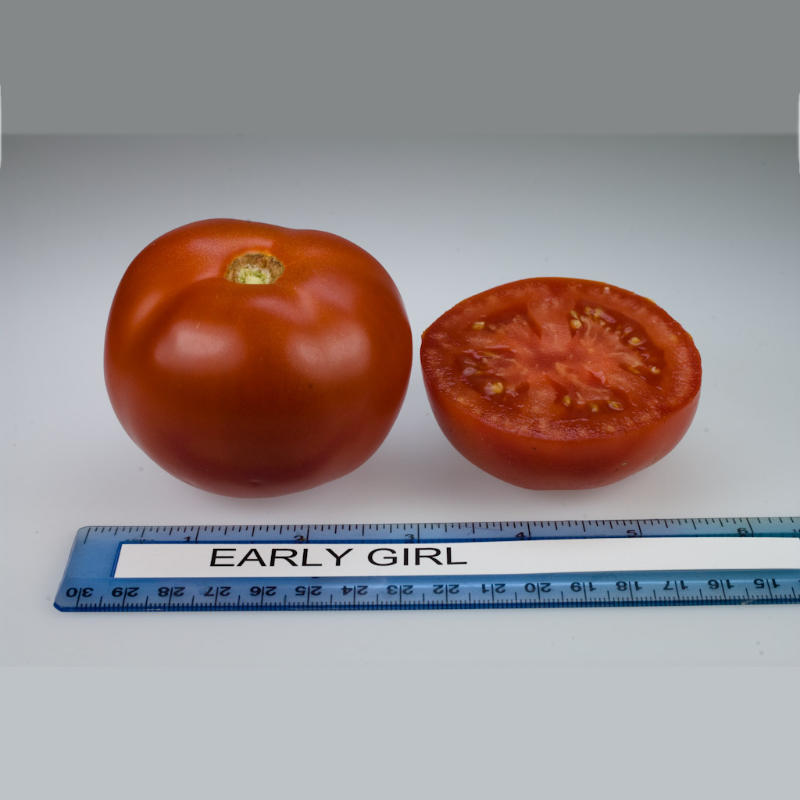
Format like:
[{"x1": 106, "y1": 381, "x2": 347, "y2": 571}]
[{"x1": 113, "y1": 538, "x2": 800, "y2": 579}]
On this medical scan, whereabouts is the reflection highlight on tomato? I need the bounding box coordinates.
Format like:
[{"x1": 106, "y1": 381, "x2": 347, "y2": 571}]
[
  {"x1": 420, "y1": 278, "x2": 701, "y2": 489},
  {"x1": 105, "y1": 219, "x2": 412, "y2": 497}
]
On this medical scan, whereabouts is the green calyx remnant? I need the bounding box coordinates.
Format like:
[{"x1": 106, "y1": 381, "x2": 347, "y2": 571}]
[{"x1": 225, "y1": 252, "x2": 285, "y2": 284}]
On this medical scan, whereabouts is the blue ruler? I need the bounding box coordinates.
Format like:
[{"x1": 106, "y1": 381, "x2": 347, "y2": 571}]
[{"x1": 54, "y1": 517, "x2": 800, "y2": 611}]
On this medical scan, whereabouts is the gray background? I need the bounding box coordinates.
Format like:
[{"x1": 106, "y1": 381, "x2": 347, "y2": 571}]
[
  {"x1": 2, "y1": 3, "x2": 800, "y2": 799},
  {"x1": 1, "y1": 0, "x2": 799, "y2": 135}
]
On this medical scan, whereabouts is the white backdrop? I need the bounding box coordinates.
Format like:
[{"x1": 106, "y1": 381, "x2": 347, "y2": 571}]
[{"x1": 2, "y1": 134, "x2": 799, "y2": 797}]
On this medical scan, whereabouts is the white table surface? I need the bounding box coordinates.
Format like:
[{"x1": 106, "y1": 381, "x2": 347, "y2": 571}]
[{"x1": 2, "y1": 134, "x2": 798, "y2": 797}]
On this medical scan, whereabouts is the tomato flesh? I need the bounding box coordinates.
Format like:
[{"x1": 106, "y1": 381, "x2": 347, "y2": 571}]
[{"x1": 421, "y1": 278, "x2": 701, "y2": 489}]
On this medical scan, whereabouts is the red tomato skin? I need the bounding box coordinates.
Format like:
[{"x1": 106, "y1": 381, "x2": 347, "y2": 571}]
[
  {"x1": 105, "y1": 219, "x2": 412, "y2": 497},
  {"x1": 422, "y1": 383, "x2": 700, "y2": 489},
  {"x1": 420, "y1": 278, "x2": 702, "y2": 490}
]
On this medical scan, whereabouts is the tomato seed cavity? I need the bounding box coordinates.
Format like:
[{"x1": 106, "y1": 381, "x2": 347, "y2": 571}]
[{"x1": 456, "y1": 301, "x2": 666, "y2": 420}]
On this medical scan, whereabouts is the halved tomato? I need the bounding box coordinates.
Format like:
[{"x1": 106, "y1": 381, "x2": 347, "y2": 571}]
[{"x1": 420, "y1": 278, "x2": 701, "y2": 489}]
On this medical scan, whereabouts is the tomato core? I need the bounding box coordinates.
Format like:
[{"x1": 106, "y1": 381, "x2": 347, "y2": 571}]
[{"x1": 225, "y1": 252, "x2": 285, "y2": 284}]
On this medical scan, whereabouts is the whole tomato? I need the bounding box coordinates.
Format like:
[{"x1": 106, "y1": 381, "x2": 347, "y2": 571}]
[
  {"x1": 421, "y1": 278, "x2": 701, "y2": 489},
  {"x1": 105, "y1": 219, "x2": 412, "y2": 497}
]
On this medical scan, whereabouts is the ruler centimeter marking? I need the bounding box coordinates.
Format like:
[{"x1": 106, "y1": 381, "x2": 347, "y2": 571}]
[{"x1": 54, "y1": 517, "x2": 800, "y2": 612}]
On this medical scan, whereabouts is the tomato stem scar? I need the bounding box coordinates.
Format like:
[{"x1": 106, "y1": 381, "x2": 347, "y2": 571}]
[{"x1": 225, "y1": 252, "x2": 285, "y2": 284}]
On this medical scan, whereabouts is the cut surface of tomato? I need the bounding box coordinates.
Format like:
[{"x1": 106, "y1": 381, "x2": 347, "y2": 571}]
[{"x1": 421, "y1": 278, "x2": 701, "y2": 489}]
